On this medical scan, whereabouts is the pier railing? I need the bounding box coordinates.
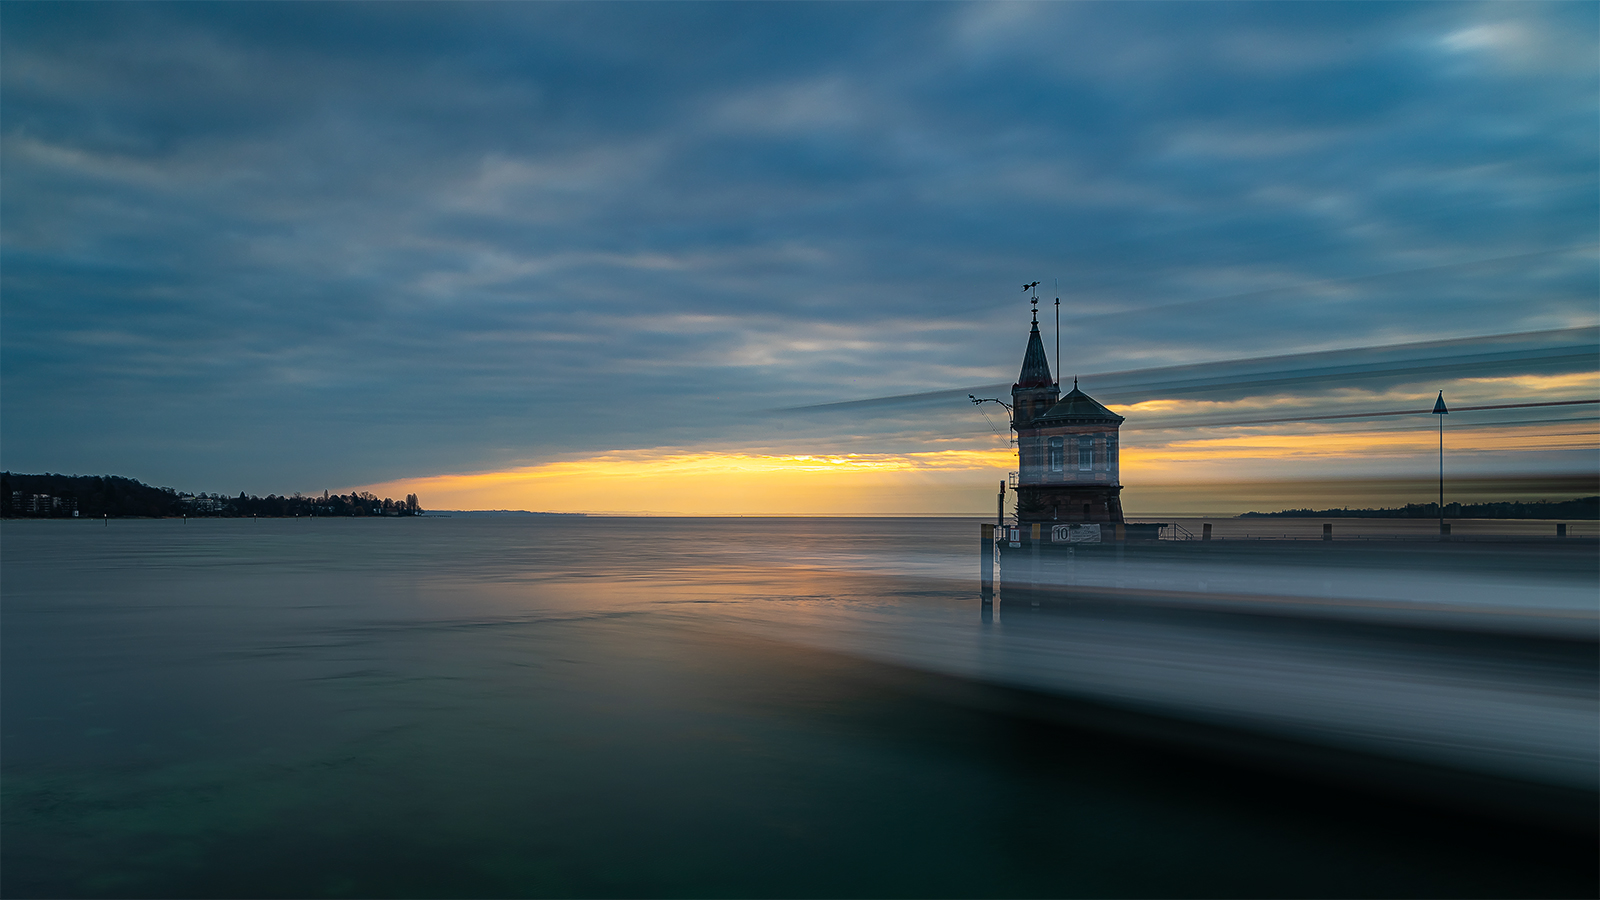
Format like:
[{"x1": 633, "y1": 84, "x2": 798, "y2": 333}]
[{"x1": 1160, "y1": 523, "x2": 1197, "y2": 541}]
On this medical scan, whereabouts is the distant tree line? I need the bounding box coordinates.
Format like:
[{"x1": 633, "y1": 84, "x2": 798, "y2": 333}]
[
  {"x1": 1, "y1": 472, "x2": 422, "y2": 519},
  {"x1": 1239, "y1": 498, "x2": 1598, "y2": 520}
]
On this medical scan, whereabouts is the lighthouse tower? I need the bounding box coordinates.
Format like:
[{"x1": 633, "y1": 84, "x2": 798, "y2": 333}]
[{"x1": 1010, "y1": 306, "x2": 1125, "y2": 527}]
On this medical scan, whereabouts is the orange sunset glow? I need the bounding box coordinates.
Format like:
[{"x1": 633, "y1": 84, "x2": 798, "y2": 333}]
[{"x1": 354, "y1": 419, "x2": 1597, "y2": 516}]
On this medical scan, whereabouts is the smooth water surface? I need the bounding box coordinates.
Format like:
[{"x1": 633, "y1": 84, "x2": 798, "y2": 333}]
[{"x1": 3, "y1": 517, "x2": 1593, "y2": 897}]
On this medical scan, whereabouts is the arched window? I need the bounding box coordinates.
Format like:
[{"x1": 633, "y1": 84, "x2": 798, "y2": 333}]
[{"x1": 1077, "y1": 436, "x2": 1093, "y2": 470}]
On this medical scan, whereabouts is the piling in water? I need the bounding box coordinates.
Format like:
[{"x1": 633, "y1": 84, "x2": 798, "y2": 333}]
[{"x1": 980, "y1": 523, "x2": 994, "y2": 601}]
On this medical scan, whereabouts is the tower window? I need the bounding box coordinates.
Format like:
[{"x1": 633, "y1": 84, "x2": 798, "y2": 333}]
[
  {"x1": 1078, "y1": 436, "x2": 1093, "y2": 470},
  {"x1": 1048, "y1": 437, "x2": 1063, "y2": 472}
]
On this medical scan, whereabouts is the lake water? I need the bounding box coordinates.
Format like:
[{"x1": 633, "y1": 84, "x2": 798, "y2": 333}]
[{"x1": 3, "y1": 517, "x2": 1594, "y2": 897}]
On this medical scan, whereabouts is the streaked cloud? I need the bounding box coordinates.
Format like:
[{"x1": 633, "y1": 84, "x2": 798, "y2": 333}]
[{"x1": 2, "y1": 2, "x2": 1594, "y2": 510}]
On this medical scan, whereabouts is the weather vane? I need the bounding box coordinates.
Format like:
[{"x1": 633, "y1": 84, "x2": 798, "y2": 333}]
[{"x1": 1023, "y1": 281, "x2": 1040, "y2": 322}]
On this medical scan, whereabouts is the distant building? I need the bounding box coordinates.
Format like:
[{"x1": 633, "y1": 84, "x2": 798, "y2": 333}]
[
  {"x1": 1009, "y1": 306, "x2": 1125, "y2": 527},
  {"x1": 10, "y1": 491, "x2": 79, "y2": 517},
  {"x1": 180, "y1": 495, "x2": 225, "y2": 514}
]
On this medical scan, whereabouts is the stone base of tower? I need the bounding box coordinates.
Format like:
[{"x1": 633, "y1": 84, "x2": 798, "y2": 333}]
[{"x1": 1015, "y1": 484, "x2": 1123, "y2": 527}]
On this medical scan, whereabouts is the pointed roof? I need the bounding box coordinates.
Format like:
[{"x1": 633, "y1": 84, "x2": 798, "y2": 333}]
[
  {"x1": 1036, "y1": 385, "x2": 1124, "y2": 424},
  {"x1": 1015, "y1": 320, "x2": 1053, "y2": 389}
]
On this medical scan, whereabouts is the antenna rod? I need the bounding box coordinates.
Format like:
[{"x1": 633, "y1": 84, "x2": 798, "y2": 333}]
[{"x1": 1054, "y1": 278, "x2": 1060, "y2": 390}]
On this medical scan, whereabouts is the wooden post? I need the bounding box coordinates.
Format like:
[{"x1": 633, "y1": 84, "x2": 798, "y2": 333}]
[
  {"x1": 980, "y1": 523, "x2": 994, "y2": 601},
  {"x1": 1557, "y1": 523, "x2": 1567, "y2": 537},
  {"x1": 1202, "y1": 523, "x2": 1212, "y2": 541},
  {"x1": 1323, "y1": 523, "x2": 1332, "y2": 541},
  {"x1": 1030, "y1": 523, "x2": 1041, "y2": 606}
]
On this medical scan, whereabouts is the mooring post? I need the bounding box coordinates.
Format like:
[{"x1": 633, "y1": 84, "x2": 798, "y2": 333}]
[
  {"x1": 1557, "y1": 523, "x2": 1567, "y2": 537},
  {"x1": 980, "y1": 523, "x2": 994, "y2": 602},
  {"x1": 1202, "y1": 523, "x2": 1212, "y2": 541},
  {"x1": 1323, "y1": 523, "x2": 1332, "y2": 541}
]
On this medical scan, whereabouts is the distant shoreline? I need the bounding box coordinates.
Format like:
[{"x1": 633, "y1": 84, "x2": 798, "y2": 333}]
[
  {"x1": 3, "y1": 472, "x2": 421, "y2": 519},
  {"x1": 427, "y1": 510, "x2": 585, "y2": 517}
]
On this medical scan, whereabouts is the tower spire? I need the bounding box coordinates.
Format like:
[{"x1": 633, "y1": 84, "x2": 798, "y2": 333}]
[{"x1": 1015, "y1": 296, "x2": 1052, "y2": 389}]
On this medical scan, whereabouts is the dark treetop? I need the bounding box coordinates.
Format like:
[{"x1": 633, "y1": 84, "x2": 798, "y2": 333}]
[{"x1": 1, "y1": 473, "x2": 421, "y2": 519}]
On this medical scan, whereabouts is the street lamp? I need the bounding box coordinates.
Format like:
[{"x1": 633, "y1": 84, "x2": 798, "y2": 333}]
[{"x1": 1432, "y1": 390, "x2": 1448, "y2": 535}]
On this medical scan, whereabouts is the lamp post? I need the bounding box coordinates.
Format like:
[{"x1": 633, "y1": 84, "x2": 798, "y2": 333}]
[{"x1": 1432, "y1": 391, "x2": 1448, "y2": 535}]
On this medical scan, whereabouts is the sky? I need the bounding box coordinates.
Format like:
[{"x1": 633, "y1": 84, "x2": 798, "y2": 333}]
[{"x1": 3, "y1": 1, "x2": 1596, "y2": 515}]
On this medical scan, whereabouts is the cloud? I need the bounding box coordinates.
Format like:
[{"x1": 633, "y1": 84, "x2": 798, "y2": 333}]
[{"x1": 2, "y1": 2, "x2": 1594, "y2": 503}]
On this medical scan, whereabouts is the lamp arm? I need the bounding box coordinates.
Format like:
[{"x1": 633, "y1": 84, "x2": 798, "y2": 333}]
[{"x1": 968, "y1": 395, "x2": 1013, "y2": 412}]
